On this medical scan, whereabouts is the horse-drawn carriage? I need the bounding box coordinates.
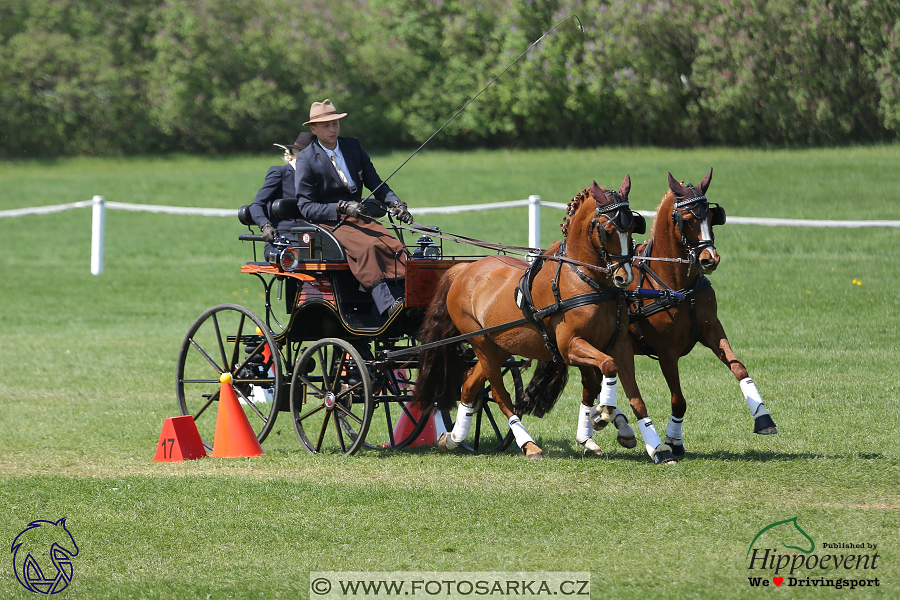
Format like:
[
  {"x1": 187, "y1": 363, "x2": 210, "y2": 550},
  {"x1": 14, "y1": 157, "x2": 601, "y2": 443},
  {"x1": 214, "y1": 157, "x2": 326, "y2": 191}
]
[
  {"x1": 175, "y1": 197, "x2": 524, "y2": 456},
  {"x1": 176, "y1": 170, "x2": 775, "y2": 462}
]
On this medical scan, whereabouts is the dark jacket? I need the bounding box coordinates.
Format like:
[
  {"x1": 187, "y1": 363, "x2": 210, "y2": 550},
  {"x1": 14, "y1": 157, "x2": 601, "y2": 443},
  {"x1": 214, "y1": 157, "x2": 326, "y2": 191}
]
[
  {"x1": 248, "y1": 163, "x2": 303, "y2": 237},
  {"x1": 294, "y1": 137, "x2": 400, "y2": 222}
]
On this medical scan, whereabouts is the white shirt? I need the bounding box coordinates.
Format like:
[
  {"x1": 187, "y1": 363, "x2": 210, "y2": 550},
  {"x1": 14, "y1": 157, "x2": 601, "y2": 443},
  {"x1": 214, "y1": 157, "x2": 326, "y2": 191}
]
[{"x1": 319, "y1": 140, "x2": 357, "y2": 192}]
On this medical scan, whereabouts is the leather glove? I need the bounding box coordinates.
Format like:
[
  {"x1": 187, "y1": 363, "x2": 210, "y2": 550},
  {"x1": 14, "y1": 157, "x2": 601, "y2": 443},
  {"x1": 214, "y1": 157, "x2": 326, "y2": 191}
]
[
  {"x1": 337, "y1": 200, "x2": 367, "y2": 219},
  {"x1": 390, "y1": 200, "x2": 414, "y2": 224},
  {"x1": 261, "y1": 223, "x2": 277, "y2": 243}
]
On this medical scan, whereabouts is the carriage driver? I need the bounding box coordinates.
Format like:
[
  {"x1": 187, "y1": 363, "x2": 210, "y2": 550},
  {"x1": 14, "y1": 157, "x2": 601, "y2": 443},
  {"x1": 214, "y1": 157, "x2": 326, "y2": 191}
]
[{"x1": 294, "y1": 99, "x2": 414, "y2": 318}]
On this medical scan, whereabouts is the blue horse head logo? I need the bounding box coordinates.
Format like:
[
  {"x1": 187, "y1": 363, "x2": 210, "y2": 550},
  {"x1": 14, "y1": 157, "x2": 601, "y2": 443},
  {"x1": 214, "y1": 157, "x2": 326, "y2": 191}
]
[
  {"x1": 747, "y1": 516, "x2": 815, "y2": 558},
  {"x1": 11, "y1": 518, "x2": 79, "y2": 594}
]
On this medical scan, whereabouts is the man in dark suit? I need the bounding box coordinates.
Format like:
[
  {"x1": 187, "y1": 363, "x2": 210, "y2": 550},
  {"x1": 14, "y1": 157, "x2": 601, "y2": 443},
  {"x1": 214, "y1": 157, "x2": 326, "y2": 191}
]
[
  {"x1": 249, "y1": 131, "x2": 316, "y2": 260},
  {"x1": 295, "y1": 99, "x2": 414, "y2": 318}
]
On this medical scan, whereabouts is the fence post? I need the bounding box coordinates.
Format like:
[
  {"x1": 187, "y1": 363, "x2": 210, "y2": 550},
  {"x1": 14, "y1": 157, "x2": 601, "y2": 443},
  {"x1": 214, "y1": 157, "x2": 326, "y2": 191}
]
[
  {"x1": 528, "y1": 194, "x2": 541, "y2": 249},
  {"x1": 91, "y1": 195, "x2": 105, "y2": 275}
]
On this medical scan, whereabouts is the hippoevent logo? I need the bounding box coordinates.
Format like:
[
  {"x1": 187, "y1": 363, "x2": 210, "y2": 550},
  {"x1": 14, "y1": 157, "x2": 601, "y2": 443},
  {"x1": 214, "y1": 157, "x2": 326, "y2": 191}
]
[
  {"x1": 746, "y1": 517, "x2": 880, "y2": 591},
  {"x1": 10, "y1": 518, "x2": 79, "y2": 594}
]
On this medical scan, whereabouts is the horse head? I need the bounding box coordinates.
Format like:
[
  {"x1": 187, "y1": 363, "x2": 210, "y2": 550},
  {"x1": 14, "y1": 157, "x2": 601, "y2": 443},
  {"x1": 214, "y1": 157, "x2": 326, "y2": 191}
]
[
  {"x1": 583, "y1": 174, "x2": 644, "y2": 287},
  {"x1": 665, "y1": 168, "x2": 725, "y2": 274}
]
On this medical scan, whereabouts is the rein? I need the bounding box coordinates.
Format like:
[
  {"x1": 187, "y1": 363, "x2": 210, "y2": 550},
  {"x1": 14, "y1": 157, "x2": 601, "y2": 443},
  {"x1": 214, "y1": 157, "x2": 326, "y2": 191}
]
[{"x1": 388, "y1": 219, "x2": 615, "y2": 274}]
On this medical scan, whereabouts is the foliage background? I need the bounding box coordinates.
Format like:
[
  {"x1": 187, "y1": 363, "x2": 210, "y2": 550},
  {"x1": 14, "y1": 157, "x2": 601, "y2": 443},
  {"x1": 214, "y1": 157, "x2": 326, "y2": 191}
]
[{"x1": 1, "y1": 0, "x2": 900, "y2": 157}]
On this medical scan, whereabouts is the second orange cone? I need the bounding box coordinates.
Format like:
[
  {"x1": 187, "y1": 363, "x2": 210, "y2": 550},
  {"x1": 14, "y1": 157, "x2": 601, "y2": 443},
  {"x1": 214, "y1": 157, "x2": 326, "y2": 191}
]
[{"x1": 211, "y1": 372, "x2": 264, "y2": 458}]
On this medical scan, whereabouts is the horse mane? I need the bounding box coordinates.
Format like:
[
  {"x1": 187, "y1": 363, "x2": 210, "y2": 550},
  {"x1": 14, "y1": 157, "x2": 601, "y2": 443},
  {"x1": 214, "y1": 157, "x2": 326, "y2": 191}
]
[
  {"x1": 651, "y1": 189, "x2": 675, "y2": 238},
  {"x1": 560, "y1": 189, "x2": 589, "y2": 237}
]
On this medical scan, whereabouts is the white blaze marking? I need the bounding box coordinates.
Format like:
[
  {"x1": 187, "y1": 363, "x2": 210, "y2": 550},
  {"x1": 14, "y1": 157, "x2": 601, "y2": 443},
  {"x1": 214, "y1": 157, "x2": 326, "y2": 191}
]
[
  {"x1": 617, "y1": 230, "x2": 633, "y2": 281},
  {"x1": 700, "y1": 220, "x2": 718, "y2": 262}
]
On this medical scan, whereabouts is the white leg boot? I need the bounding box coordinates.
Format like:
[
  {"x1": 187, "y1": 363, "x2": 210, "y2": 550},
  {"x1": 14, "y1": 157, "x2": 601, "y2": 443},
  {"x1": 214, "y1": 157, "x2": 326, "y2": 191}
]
[{"x1": 575, "y1": 403, "x2": 602, "y2": 456}]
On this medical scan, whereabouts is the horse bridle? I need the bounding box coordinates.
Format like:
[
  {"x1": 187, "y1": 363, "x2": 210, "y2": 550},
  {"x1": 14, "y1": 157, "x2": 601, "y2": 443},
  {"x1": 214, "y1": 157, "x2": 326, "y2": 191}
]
[
  {"x1": 588, "y1": 190, "x2": 647, "y2": 270},
  {"x1": 671, "y1": 184, "x2": 726, "y2": 268}
]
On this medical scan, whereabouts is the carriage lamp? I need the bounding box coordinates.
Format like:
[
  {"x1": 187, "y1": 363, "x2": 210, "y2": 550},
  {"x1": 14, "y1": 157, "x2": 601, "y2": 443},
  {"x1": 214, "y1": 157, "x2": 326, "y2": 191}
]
[
  {"x1": 268, "y1": 237, "x2": 300, "y2": 272},
  {"x1": 278, "y1": 247, "x2": 299, "y2": 272},
  {"x1": 413, "y1": 235, "x2": 441, "y2": 259}
]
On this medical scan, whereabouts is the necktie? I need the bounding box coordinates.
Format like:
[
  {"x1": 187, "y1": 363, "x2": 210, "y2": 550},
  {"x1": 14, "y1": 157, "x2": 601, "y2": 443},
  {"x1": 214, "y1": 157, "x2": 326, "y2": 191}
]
[{"x1": 330, "y1": 152, "x2": 354, "y2": 191}]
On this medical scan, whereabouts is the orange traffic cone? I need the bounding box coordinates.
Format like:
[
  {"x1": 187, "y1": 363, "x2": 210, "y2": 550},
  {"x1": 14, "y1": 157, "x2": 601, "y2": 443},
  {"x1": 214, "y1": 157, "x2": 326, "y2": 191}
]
[
  {"x1": 390, "y1": 401, "x2": 437, "y2": 447},
  {"x1": 211, "y1": 372, "x2": 264, "y2": 458},
  {"x1": 154, "y1": 415, "x2": 207, "y2": 462}
]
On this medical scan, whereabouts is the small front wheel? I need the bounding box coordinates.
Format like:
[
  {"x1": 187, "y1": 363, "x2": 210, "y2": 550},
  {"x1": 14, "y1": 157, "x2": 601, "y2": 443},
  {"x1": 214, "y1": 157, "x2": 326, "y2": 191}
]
[{"x1": 290, "y1": 338, "x2": 373, "y2": 455}]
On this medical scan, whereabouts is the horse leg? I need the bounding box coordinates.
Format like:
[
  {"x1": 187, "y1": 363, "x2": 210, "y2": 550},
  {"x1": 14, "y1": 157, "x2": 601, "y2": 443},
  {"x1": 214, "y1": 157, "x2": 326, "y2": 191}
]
[
  {"x1": 565, "y1": 337, "x2": 671, "y2": 463},
  {"x1": 437, "y1": 362, "x2": 486, "y2": 452},
  {"x1": 612, "y1": 342, "x2": 677, "y2": 465},
  {"x1": 700, "y1": 321, "x2": 777, "y2": 435},
  {"x1": 576, "y1": 368, "x2": 603, "y2": 456},
  {"x1": 479, "y1": 347, "x2": 543, "y2": 460},
  {"x1": 658, "y1": 355, "x2": 687, "y2": 457},
  {"x1": 581, "y1": 367, "x2": 635, "y2": 449}
]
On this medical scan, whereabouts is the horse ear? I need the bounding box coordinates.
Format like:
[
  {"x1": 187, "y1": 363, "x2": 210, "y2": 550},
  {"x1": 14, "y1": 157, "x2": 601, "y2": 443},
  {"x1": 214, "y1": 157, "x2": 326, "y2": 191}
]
[
  {"x1": 590, "y1": 180, "x2": 603, "y2": 200},
  {"x1": 667, "y1": 172, "x2": 686, "y2": 197},
  {"x1": 699, "y1": 167, "x2": 713, "y2": 193},
  {"x1": 619, "y1": 173, "x2": 631, "y2": 198}
]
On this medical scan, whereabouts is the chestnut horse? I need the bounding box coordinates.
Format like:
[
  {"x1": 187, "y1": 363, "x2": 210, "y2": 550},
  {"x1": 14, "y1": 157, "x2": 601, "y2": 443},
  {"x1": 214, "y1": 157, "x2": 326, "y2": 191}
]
[
  {"x1": 414, "y1": 176, "x2": 677, "y2": 463},
  {"x1": 620, "y1": 168, "x2": 777, "y2": 457}
]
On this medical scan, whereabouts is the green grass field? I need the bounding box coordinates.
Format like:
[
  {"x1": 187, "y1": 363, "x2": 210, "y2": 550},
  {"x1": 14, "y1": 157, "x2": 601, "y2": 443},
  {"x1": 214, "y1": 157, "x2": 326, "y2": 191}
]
[{"x1": 1, "y1": 147, "x2": 899, "y2": 599}]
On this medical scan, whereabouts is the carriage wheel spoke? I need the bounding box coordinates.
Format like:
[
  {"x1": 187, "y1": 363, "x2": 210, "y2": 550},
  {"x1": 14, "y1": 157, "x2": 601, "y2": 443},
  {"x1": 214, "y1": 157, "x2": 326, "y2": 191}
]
[
  {"x1": 315, "y1": 411, "x2": 332, "y2": 453},
  {"x1": 188, "y1": 338, "x2": 224, "y2": 374}
]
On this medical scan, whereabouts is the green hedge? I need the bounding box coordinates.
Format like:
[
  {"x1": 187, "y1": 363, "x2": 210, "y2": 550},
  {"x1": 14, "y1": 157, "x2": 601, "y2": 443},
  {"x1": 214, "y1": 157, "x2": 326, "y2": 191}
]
[{"x1": 1, "y1": 0, "x2": 898, "y2": 156}]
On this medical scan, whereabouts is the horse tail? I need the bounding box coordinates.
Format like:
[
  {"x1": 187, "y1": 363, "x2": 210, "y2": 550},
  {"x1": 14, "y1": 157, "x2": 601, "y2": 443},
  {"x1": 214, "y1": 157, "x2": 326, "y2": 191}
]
[
  {"x1": 517, "y1": 360, "x2": 569, "y2": 418},
  {"x1": 414, "y1": 272, "x2": 466, "y2": 412}
]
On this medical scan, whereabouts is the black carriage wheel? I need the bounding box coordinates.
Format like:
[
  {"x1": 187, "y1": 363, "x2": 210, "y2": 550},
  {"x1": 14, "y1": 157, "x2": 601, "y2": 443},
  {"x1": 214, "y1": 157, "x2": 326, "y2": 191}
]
[
  {"x1": 354, "y1": 345, "x2": 431, "y2": 450},
  {"x1": 365, "y1": 366, "x2": 433, "y2": 450},
  {"x1": 441, "y1": 361, "x2": 523, "y2": 453},
  {"x1": 290, "y1": 338, "x2": 373, "y2": 455},
  {"x1": 176, "y1": 303, "x2": 283, "y2": 451}
]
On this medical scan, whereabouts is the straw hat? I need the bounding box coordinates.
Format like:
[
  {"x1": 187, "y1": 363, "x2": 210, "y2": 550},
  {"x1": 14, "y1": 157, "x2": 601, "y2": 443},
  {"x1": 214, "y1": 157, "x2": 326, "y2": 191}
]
[{"x1": 303, "y1": 99, "x2": 347, "y2": 126}]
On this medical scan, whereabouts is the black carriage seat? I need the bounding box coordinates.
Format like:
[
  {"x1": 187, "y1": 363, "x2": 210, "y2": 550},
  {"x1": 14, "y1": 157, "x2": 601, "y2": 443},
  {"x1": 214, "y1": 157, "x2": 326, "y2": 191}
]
[{"x1": 271, "y1": 198, "x2": 345, "y2": 262}]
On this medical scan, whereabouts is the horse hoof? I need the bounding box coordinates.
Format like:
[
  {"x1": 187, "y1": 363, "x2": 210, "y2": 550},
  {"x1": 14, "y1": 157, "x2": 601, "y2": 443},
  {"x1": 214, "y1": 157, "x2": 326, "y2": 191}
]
[
  {"x1": 578, "y1": 437, "x2": 603, "y2": 456},
  {"x1": 617, "y1": 435, "x2": 637, "y2": 449},
  {"x1": 523, "y1": 442, "x2": 544, "y2": 460},
  {"x1": 670, "y1": 443, "x2": 685, "y2": 457},
  {"x1": 589, "y1": 405, "x2": 615, "y2": 431},
  {"x1": 652, "y1": 444, "x2": 678, "y2": 465},
  {"x1": 753, "y1": 413, "x2": 777, "y2": 434},
  {"x1": 437, "y1": 432, "x2": 456, "y2": 452}
]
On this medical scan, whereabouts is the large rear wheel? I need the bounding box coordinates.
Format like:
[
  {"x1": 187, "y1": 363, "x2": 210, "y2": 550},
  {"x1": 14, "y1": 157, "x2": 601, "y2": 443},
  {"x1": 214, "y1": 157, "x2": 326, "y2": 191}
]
[{"x1": 176, "y1": 304, "x2": 282, "y2": 451}]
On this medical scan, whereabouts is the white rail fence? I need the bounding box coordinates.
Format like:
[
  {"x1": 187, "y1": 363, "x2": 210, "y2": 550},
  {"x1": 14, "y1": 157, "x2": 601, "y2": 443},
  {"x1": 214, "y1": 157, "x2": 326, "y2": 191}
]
[{"x1": 2, "y1": 195, "x2": 898, "y2": 275}]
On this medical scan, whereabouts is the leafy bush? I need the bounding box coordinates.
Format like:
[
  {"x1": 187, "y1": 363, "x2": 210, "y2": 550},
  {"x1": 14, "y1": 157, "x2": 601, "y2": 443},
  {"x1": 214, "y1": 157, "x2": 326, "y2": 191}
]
[{"x1": 0, "y1": 0, "x2": 898, "y2": 156}]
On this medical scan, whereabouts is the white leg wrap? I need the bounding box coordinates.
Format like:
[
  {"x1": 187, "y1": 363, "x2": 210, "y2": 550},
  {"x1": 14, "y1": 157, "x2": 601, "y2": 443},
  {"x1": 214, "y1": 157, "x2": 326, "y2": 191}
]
[
  {"x1": 508, "y1": 416, "x2": 535, "y2": 449},
  {"x1": 637, "y1": 417, "x2": 663, "y2": 457},
  {"x1": 665, "y1": 415, "x2": 684, "y2": 445},
  {"x1": 597, "y1": 376, "x2": 617, "y2": 408},
  {"x1": 576, "y1": 403, "x2": 593, "y2": 443},
  {"x1": 450, "y1": 402, "x2": 476, "y2": 444},
  {"x1": 740, "y1": 377, "x2": 769, "y2": 418}
]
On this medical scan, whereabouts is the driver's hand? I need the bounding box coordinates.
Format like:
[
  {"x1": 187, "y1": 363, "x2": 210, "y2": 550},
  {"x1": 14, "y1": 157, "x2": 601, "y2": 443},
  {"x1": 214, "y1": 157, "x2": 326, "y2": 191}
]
[
  {"x1": 337, "y1": 200, "x2": 367, "y2": 219},
  {"x1": 390, "y1": 200, "x2": 414, "y2": 224}
]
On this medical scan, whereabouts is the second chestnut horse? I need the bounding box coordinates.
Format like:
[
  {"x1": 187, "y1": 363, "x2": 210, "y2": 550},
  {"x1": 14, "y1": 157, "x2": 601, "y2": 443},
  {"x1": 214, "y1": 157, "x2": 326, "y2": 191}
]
[{"x1": 618, "y1": 168, "x2": 777, "y2": 457}]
